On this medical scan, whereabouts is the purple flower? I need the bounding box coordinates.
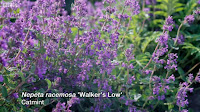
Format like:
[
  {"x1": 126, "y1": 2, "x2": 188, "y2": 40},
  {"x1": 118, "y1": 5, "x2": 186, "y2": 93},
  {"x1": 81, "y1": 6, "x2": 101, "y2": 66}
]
[
  {"x1": 156, "y1": 32, "x2": 169, "y2": 46},
  {"x1": 103, "y1": 0, "x2": 115, "y2": 4},
  {"x1": 128, "y1": 76, "x2": 135, "y2": 84},
  {"x1": 176, "y1": 82, "x2": 193, "y2": 109},
  {"x1": 0, "y1": 56, "x2": 7, "y2": 67},
  {"x1": 67, "y1": 97, "x2": 80, "y2": 108},
  {"x1": 122, "y1": 63, "x2": 127, "y2": 68},
  {"x1": 125, "y1": 0, "x2": 140, "y2": 15},
  {"x1": 172, "y1": 34, "x2": 185, "y2": 44},
  {"x1": 55, "y1": 77, "x2": 61, "y2": 83},
  {"x1": 158, "y1": 95, "x2": 165, "y2": 100},
  {"x1": 144, "y1": 70, "x2": 152, "y2": 75},
  {"x1": 143, "y1": 8, "x2": 150, "y2": 13},
  {"x1": 163, "y1": 16, "x2": 174, "y2": 31},
  {"x1": 125, "y1": 48, "x2": 134, "y2": 61},
  {"x1": 52, "y1": 101, "x2": 66, "y2": 112},
  {"x1": 184, "y1": 15, "x2": 195, "y2": 24},
  {"x1": 188, "y1": 73, "x2": 194, "y2": 82},
  {"x1": 34, "y1": 56, "x2": 47, "y2": 79},
  {"x1": 146, "y1": 0, "x2": 156, "y2": 5},
  {"x1": 125, "y1": 99, "x2": 134, "y2": 106},
  {"x1": 0, "y1": 75, "x2": 4, "y2": 82},
  {"x1": 181, "y1": 109, "x2": 188, "y2": 112},
  {"x1": 128, "y1": 64, "x2": 134, "y2": 69},
  {"x1": 0, "y1": 40, "x2": 8, "y2": 50},
  {"x1": 164, "y1": 53, "x2": 178, "y2": 70},
  {"x1": 195, "y1": 10, "x2": 200, "y2": 15},
  {"x1": 198, "y1": 0, "x2": 200, "y2": 4},
  {"x1": 195, "y1": 71, "x2": 200, "y2": 82},
  {"x1": 12, "y1": 93, "x2": 19, "y2": 99},
  {"x1": 168, "y1": 74, "x2": 175, "y2": 81},
  {"x1": 152, "y1": 76, "x2": 162, "y2": 95},
  {"x1": 148, "y1": 96, "x2": 154, "y2": 100}
]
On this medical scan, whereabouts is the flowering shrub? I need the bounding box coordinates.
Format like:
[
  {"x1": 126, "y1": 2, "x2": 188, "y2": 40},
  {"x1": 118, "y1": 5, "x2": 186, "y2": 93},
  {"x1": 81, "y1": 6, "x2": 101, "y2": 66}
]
[{"x1": 0, "y1": 0, "x2": 200, "y2": 112}]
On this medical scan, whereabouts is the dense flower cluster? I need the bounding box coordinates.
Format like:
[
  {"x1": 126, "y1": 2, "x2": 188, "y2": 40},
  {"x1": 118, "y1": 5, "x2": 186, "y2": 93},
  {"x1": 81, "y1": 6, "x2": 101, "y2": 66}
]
[
  {"x1": 184, "y1": 15, "x2": 195, "y2": 24},
  {"x1": 176, "y1": 82, "x2": 193, "y2": 110},
  {"x1": 163, "y1": 16, "x2": 174, "y2": 31}
]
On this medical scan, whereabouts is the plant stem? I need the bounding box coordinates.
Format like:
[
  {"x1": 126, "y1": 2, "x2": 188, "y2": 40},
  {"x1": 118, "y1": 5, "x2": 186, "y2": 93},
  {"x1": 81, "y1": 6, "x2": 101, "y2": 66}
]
[
  {"x1": 149, "y1": 65, "x2": 156, "y2": 91},
  {"x1": 174, "y1": 23, "x2": 183, "y2": 46},
  {"x1": 143, "y1": 43, "x2": 159, "y2": 70}
]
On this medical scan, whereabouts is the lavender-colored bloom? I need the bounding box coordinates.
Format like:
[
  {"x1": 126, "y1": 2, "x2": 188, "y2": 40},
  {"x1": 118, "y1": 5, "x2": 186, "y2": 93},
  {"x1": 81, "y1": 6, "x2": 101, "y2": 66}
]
[
  {"x1": 172, "y1": 34, "x2": 185, "y2": 44},
  {"x1": 117, "y1": 14, "x2": 129, "y2": 19},
  {"x1": 148, "y1": 96, "x2": 154, "y2": 100},
  {"x1": 181, "y1": 109, "x2": 188, "y2": 112},
  {"x1": 103, "y1": 0, "x2": 115, "y2": 4},
  {"x1": 52, "y1": 101, "x2": 66, "y2": 112},
  {"x1": 184, "y1": 15, "x2": 195, "y2": 24},
  {"x1": 176, "y1": 82, "x2": 193, "y2": 109},
  {"x1": 0, "y1": 75, "x2": 4, "y2": 82},
  {"x1": 194, "y1": 8, "x2": 200, "y2": 14},
  {"x1": 156, "y1": 32, "x2": 169, "y2": 46},
  {"x1": 122, "y1": 62, "x2": 127, "y2": 68},
  {"x1": 0, "y1": 40, "x2": 8, "y2": 50},
  {"x1": 12, "y1": 93, "x2": 19, "y2": 99},
  {"x1": 164, "y1": 53, "x2": 178, "y2": 70},
  {"x1": 55, "y1": 77, "x2": 61, "y2": 84},
  {"x1": 152, "y1": 47, "x2": 168, "y2": 64},
  {"x1": 168, "y1": 74, "x2": 175, "y2": 81},
  {"x1": 158, "y1": 95, "x2": 165, "y2": 100},
  {"x1": 63, "y1": 68, "x2": 67, "y2": 74},
  {"x1": 143, "y1": 8, "x2": 150, "y2": 13},
  {"x1": 188, "y1": 73, "x2": 194, "y2": 82},
  {"x1": 0, "y1": 56, "x2": 7, "y2": 67},
  {"x1": 163, "y1": 16, "x2": 174, "y2": 31},
  {"x1": 128, "y1": 76, "x2": 135, "y2": 84},
  {"x1": 146, "y1": 0, "x2": 156, "y2": 5},
  {"x1": 34, "y1": 56, "x2": 47, "y2": 79},
  {"x1": 125, "y1": 99, "x2": 135, "y2": 106},
  {"x1": 195, "y1": 70, "x2": 200, "y2": 82},
  {"x1": 128, "y1": 106, "x2": 137, "y2": 112},
  {"x1": 198, "y1": 0, "x2": 200, "y2": 4},
  {"x1": 144, "y1": 70, "x2": 152, "y2": 75},
  {"x1": 125, "y1": 48, "x2": 134, "y2": 61},
  {"x1": 152, "y1": 76, "x2": 162, "y2": 95},
  {"x1": 67, "y1": 97, "x2": 80, "y2": 108},
  {"x1": 128, "y1": 63, "x2": 134, "y2": 69}
]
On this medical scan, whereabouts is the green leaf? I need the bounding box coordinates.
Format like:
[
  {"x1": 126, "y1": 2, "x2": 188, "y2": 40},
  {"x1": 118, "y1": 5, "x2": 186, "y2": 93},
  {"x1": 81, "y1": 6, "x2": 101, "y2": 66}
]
[
  {"x1": 0, "y1": 25, "x2": 3, "y2": 30},
  {"x1": 1, "y1": 86, "x2": 8, "y2": 97},
  {"x1": 0, "y1": 106, "x2": 8, "y2": 112},
  {"x1": 45, "y1": 79, "x2": 52, "y2": 89},
  {"x1": 18, "y1": 71, "x2": 25, "y2": 82},
  {"x1": 153, "y1": 11, "x2": 167, "y2": 17},
  {"x1": 183, "y1": 43, "x2": 200, "y2": 58},
  {"x1": 39, "y1": 47, "x2": 46, "y2": 54},
  {"x1": 184, "y1": 0, "x2": 197, "y2": 15},
  {"x1": 178, "y1": 67, "x2": 186, "y2": 81},
  {"x1": 13, "y1": 8, "x2": 20, "y2": 14},
  {"x1": 44, "y1": 99, "x2": 50, "y2": 105}
]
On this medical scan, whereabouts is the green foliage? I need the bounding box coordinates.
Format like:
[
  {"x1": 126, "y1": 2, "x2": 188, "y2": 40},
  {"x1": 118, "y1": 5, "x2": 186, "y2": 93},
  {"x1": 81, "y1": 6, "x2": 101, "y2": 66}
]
[
  {"x1": 183, "y1": 42, "x2": 200, "y2": 58},
  {"x1": 155, "y1": 0, "x2": 184, "y2": 16},
  {"x1": 45, "y1": 79, "x2": 52, "y2": 89}
]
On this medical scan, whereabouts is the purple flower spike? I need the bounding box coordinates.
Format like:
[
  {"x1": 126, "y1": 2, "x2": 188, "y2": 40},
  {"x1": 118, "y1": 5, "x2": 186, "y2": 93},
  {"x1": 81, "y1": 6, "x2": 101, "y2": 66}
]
[
  {"x1": 184, "y1": 15, "x2": 195, "y2": 24},
  {"x1": 0, "y1": 75, "x2": 4, "y2": 82}
]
